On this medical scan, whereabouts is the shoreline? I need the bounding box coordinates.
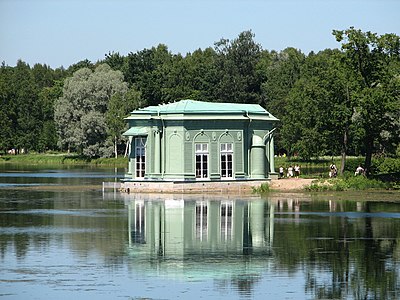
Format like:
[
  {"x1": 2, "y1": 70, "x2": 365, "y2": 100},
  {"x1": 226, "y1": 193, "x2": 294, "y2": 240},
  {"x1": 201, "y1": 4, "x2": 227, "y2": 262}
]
[{"x1": 269, "y1": 178, "x2": 316, "y2": 191}]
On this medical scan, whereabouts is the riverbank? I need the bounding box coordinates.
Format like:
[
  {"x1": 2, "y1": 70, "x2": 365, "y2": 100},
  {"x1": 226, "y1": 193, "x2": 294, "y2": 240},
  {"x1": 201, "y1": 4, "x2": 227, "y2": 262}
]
[
  {"x1": 269, "y1": 178, "x2": 316, "y2": 191},
  {"x1": 0, "y1": 153, "x2": 126, "y2": 167}
]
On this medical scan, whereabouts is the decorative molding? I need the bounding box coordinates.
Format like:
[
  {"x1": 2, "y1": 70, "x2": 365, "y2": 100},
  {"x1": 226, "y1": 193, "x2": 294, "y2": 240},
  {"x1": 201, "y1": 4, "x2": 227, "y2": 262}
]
[{"x1": 237, "y1": 131, "x2": 242, "y2": 141}]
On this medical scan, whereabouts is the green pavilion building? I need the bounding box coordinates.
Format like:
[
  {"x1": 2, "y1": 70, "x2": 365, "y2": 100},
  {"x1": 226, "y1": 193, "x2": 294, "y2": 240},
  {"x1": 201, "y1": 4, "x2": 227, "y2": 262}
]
[{"x1": 122, "y1": 99, "x2": 278, "y2": 191}]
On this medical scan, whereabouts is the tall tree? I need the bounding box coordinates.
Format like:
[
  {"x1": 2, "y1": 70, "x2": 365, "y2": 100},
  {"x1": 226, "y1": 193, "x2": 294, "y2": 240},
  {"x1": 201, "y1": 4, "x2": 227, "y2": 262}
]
[
  {"x1": 260, "y1": 47, "x2": 305, "y2": 119},
  {"x1": 106, "y1": 87, "x2": 143, "y2": 158},
  {"x1": 280, "y1": 49, "x2": 358, "y2": 168},
  {"x1": 0, "y1": 63, "x2": 14, "y2": 153},
  {"x1": 122, "y1": 44, "x2": 173, "y2": 106},
  {"x1": 12, "y1": 60, "x2": 42, "y2": 152},
  {"x1": 161, "y1": 48, "x2": 219, "y2": 102},
  {"x1": 37, "y1": 80, "x2": 64, "y2": 151},
  {"x1": 259, "y1": 47, "x2": 305, "y2": 154},
  {"x1": 214, "y1": 30, "x2": 262, "y2": 104},
  {"x1": 333, "y1": 27, "x2": 400, "y2": 175},
  {"x1": 54, "y1": 64, "x2": 128, "y2": 157}
]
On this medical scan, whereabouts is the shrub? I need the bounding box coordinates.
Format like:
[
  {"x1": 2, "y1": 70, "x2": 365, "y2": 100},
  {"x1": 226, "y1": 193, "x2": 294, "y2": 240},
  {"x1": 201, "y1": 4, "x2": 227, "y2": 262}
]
[
  {"x1": 372, "y1": 157, "x2": 400, "y2": 174},
  {"x1": 304, "y1": 176, "x2": 390, "y2": 191},
  {"x1": 252, "y1": 183, "x2": 270, "y2": 194},
  {"x1": 344, "y1": 157, "x2": 365, "y2": 173}
]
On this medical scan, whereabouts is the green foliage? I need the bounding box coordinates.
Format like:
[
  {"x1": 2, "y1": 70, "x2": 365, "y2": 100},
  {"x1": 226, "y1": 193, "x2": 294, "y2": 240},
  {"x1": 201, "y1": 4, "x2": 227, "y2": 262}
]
[
  {"x1": 333, "y1": 27, "x2": 400, "y2": 174},
  {"x1": 1, "y1": 28, "x2": 399, "y2": 164},
  {"x1": 372, "y1": 157, "x2": 400, "y2": 174},
  {"x1": 252, "y1": 182, "x2": 270, "y2": 194},
  {"x1": 0, "y1": 153, "x2": 127, "y2": 166},
  {"x1": 305, "y1": 176, "x2": 390, "y2": 191},
  {"x1": 54, "y1": 64, "x2": 128, "y2": 157},
  {"x1": 343, "y1": 157, "x2": 365, "y2": 173}
]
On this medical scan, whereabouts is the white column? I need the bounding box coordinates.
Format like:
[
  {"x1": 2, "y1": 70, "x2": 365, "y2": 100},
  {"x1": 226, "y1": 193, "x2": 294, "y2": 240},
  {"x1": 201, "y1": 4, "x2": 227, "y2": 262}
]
[{"x1": 269, "y1": 135, "x2": 275, "y2": 173}]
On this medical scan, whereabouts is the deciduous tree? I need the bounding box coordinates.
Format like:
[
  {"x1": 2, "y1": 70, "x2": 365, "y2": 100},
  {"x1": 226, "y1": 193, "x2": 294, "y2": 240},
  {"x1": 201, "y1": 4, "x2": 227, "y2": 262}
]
[{"x1": 54, "y1": 64, "x2": 128, "y2": 157}]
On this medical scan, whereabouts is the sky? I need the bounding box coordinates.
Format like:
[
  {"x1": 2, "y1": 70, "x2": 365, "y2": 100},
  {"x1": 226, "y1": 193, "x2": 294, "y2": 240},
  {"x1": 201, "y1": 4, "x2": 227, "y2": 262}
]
[{"x1": 1, "y1": 0, "x2": 399, "y2": 69}]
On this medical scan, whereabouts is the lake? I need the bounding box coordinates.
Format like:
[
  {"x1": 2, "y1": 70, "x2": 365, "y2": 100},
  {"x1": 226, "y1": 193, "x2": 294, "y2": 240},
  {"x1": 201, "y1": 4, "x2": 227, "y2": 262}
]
[{"x1": 0, "y1": 165, "x2": 399, "y2": 299}]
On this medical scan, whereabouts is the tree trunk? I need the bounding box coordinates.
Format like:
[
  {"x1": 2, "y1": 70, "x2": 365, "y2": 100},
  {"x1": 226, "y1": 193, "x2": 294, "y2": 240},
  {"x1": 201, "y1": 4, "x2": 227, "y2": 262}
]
[
  {"x1": 340, "y1": 130, "x2": 348, "y2": 175},
  {"x1": 364, "y1": 137, "x2": 373, "y2": 177},
  {"x1": 124, "y1": 141, "x2": 129, "y2": 158},
  {"x1": 114, "y1": 136, "x2": 118, "y2": 159}
]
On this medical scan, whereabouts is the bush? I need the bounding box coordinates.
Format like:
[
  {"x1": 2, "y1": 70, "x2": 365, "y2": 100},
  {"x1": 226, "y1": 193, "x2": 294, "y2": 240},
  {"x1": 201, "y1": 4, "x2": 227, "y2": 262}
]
[
  {"x1": 372, "y1": 157, "x2": 400, "y2": 174},
  {"x1": 344, "y1": 157, "x2": 365, "y2": 173},
  {"x1": 304, "y1": 176, "x2": 390, "y2": 191},
  {"x1": 252, "y1": 183, "x2": 270, "y2": 194}
]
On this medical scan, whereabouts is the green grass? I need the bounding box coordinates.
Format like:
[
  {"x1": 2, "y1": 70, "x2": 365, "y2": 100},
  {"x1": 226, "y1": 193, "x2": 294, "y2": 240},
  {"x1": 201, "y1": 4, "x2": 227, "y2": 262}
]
[
  {"x1": 0, "y1": 152, "x2": 127, "y2": 167},
  {"x1": 305, "y1": 175, "x2": 394, "y2": 192},
  {"x1": 277, "y1": 156, "x2": 400, "y2": 191}
]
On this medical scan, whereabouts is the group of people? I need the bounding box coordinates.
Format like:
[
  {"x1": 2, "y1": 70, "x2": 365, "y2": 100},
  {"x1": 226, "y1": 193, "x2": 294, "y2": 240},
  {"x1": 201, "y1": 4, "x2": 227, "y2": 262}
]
[
  {"x1": 330, "y1": 162, "x2": 365, "y2": 177},
  {"x1": 279, "y1": 164, "x2": 301, "y2": 178},
  {"x1": 279, "y1": 162, "x2": 366, "y2": 179}
]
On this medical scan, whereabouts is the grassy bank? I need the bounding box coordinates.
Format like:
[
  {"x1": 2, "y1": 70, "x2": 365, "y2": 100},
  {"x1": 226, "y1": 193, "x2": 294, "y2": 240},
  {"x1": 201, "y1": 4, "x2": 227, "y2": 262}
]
[
  {"x1": 0, "y1": 153, "x2": 127, "y2": 167},
  {"x1": 304, "y1": 175, "x2": 397, "y2": 191},
  {"x1": 275, "y1": 156, "x2": 400, "y2": 191},
  {"x1": 275, "y1": 156, "x2": 357, "y2": 178}
]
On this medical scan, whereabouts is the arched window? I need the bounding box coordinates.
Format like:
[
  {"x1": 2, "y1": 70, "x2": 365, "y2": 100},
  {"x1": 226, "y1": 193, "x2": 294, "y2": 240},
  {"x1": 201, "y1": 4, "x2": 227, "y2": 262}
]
[
  {"x1": 195, "y1": 143, "x2": 208, "y2": 179},
  {"x1": 220, "y1": 143, "x2": 233, "y2": 179},
  {"x1": 135, "y1": 137, "x2": 146, "y2": 178}
]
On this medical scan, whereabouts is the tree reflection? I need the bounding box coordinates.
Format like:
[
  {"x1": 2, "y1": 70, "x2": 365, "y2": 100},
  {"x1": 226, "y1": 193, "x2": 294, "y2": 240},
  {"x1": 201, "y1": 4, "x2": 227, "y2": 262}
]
[{"x1": 124, "y1": 194, "x2": 400, "y2": 299}]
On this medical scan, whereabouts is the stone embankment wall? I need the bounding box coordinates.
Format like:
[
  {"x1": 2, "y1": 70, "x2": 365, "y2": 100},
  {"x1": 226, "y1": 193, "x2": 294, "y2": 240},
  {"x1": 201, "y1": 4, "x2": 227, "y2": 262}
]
[{"x1": 120, "y1": 180, "x2": 270, "y2": 194}]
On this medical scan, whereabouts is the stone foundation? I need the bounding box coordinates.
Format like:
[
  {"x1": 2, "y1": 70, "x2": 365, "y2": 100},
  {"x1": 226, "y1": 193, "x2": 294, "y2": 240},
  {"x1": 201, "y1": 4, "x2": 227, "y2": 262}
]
[{"x1": 120, "y1": 179, "x2": 270, "y2": 194}]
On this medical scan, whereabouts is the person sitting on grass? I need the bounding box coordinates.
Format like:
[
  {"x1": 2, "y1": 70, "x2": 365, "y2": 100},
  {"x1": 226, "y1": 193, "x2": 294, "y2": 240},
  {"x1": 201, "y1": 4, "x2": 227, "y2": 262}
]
[
  {"x1": 329, "y1": 163, "x2": 337, "y2": 178},
  {"x1": 355, "y1": 165, "x2": 365, "y2": 176}
]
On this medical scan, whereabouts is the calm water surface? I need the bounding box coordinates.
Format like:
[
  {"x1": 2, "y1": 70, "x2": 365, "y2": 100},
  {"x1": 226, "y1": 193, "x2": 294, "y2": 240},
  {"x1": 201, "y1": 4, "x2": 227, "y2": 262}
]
[{"x1": 0, "y1": 165, "x2": 399, "y2": 300}]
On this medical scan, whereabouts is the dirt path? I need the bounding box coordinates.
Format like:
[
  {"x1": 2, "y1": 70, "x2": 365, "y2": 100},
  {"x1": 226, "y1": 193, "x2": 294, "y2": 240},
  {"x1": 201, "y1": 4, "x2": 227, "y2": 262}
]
[{"x1": 269, "y1": 178, "x2": 315, "y2": 191}]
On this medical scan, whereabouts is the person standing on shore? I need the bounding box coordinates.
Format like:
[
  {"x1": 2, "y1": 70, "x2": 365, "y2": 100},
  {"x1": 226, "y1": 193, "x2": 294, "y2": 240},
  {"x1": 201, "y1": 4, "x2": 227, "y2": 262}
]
[
  {"x1": 294, "y1": 164, "x2": 300, "y2": 178},
  {"x1": 279, "y1": 166, "x2": 284, "y2": 178},
  {"x1": 287, "y1": 165, "x2": 294, "y2": 178}
]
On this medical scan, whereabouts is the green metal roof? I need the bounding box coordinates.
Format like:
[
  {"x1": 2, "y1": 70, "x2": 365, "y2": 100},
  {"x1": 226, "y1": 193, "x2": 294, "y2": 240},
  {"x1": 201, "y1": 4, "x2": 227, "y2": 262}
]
[
  {"x1": 130, "y1": 99, "x2": 275, "y2": 116},
  {"x1": 122, "y1": 126, "x2": 148, "y2": 136}
]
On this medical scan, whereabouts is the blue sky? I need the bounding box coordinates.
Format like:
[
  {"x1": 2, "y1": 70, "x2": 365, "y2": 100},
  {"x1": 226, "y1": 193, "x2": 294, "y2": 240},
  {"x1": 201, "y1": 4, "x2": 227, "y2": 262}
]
[{"x1": 1, "y1": 0, "x2": 399, "y2": 68}]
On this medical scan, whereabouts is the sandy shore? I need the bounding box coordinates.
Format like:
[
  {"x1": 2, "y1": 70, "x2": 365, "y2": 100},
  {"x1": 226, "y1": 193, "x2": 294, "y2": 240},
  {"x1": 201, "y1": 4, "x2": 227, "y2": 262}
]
[{"x1": 269, "y1": 178, "x2": 315, "y2": 191}]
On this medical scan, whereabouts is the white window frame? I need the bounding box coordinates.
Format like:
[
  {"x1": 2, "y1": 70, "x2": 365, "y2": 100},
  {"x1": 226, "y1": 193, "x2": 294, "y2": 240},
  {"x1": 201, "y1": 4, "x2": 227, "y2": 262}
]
[
  {"x1": 220, "y1": 143, "x2": 234, "y2": 179},
  {"x1": 195, "y1": 201, "x2": 208, "y2": 241},
  {"x1": 135, "y1": 137, "x2": 146, "y2": 179},
  {"x1": 220, "y1": 201, "x2": 233, "y2": 241},
  {"x1": 195, "y1": 143, "x2": 209, "y2": 179}
]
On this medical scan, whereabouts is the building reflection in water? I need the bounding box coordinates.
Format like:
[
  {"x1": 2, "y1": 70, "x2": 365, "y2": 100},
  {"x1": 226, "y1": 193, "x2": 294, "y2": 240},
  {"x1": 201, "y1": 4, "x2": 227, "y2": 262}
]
[{"x1": 124, "y1": 194, "x2": 275, "y2": 274}]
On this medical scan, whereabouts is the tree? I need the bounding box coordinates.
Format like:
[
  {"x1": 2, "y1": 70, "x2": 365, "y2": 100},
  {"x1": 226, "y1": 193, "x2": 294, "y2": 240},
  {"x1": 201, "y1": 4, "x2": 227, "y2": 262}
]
[
  {"x1": 106, "y1": 87, "x2": 142, "y2": 158},
  {"x1": 12, "y1": 60, "x2": 42, "y2": 152},
  {"x1": 259, "y1": 47, "x2": 305, "y2": 154},
  {"x1": 0, "y1": 63, "x2": 14, "y2": 153},
  {"x1": 260, "y1": 47, "x2": 305, "y2": 119},
  {"x1": 54, "y1": 64, "x2": 128, "y2": 157},
  {"x1": 280, "y1": 49, "x2": 359, "y2": 166},
  {"x1": 333, "y1": 27, "x2": 400, "y2": 175},
  {"x1": 37, "y1": 80, "x2": 64, "y2": 151},
  {"x1": 122, "y1": 44, "x2": 173, "y2": 106},
  {"x1": 213, "y1": 30, "x2": 263, "y2": 104},
  {"x1": 160, "y1": 48, "x2": 220, "y2": 102}
]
